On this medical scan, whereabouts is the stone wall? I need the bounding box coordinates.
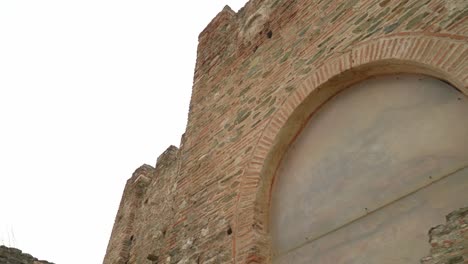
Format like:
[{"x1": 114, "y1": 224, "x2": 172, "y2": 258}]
[
  {"x1": 421, "y1": 207, "x2": 468, "y2": 264},
  {"x1": 104, "y1": 0, "x2": 468, "y2": 263},
  {"x1": 0, "y1": 246, "x2": 53, "y2": 264},
  {"x1": 103, "y1": 146, "x2": 179, "y2": 264}
]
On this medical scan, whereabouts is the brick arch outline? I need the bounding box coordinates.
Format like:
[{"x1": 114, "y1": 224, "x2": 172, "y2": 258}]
[{"x1": 233, "y1": 34, "x2": 468, "y2": 263}]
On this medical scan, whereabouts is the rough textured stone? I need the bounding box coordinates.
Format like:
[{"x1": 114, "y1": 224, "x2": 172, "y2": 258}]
[
  {"x1": 421, "y1": 207, "x2": 468, "y2": 264},
  {"x1": 0, "y1": 246, "x2": 53, "y2": 264},
  {"x1": 104, "y1": 0, "x2": 468, "y2": 263}
]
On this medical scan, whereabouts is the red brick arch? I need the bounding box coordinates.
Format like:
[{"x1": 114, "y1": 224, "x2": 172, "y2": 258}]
[{"x1": 233, "y1": 34, "x2": 468, "y2": 263}]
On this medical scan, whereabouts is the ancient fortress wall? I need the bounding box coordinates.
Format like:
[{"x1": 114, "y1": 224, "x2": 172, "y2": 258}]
[
  {"x1": 104, "y1": 0, "x2": 468, "y2": 263},
  {"x1": 0, "y1": 246, "x2": 53, "y2": 264}
]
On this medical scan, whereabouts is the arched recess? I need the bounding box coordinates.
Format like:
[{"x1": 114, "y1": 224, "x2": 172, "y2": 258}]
[
  {"x1": 233, "y1": 34, "x2": 468, "y2": 263},
  {"x1": 271, "y1": 73, "x2": 468, "y2": 263}
]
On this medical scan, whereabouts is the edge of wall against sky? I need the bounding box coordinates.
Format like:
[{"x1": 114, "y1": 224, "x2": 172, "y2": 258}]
[{"x1": 104, "y1": 0, "x2": 468, "y2": 263}]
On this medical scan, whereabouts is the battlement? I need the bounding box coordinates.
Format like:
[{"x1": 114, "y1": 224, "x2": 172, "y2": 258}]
[
  {"x1": 188, "y1": 0, "x2": 303, "y2": 140},
  {"x1": 155, "y1": 145, "x2": 179, "y2": 171},
  {"x1": 193, "y1": 0, "x2": 277, "y2": 84}
]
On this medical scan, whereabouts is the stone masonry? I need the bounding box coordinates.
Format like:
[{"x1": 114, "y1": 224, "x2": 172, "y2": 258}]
[
  {"x1": 0, "y1": 246, "x2": 53, "y2": 264},
  {"x1": 421, "y1": 207, "x2": 468, "y2": 264},
  {"x1": 104, "y1": 0, "x2": 468, "y2": 263}
]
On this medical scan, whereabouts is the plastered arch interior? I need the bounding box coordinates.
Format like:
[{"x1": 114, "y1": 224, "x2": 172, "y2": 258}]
[{"x1": 269, "y1": 73, "x2": 468, "y2": 263}]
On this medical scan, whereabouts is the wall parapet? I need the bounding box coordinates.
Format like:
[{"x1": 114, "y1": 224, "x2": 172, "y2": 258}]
[{"x1": 155, "y1": 145, "x2": 179, "y2": 171}]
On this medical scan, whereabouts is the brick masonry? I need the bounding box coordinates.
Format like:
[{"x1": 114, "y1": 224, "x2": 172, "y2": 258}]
[
  {"x1": 0, "y1": 246, "x2": 53, "y2": 264},
  {"x1": 104, "y1": 0, "x2": 468, "y2": 263}
]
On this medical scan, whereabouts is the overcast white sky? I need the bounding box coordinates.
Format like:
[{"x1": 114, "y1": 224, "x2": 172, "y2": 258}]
[{"x1": 0, "y1": 1, "x2": 248, "y2": 263}]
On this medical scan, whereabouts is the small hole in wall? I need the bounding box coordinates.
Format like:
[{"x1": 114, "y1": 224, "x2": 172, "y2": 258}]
[
  {"x1": 144, "y1": 198, "x2": 149, "y2": 204},
  {"x1": 267, "y1": 30, "x2": 273, "y2": 38},
  {"x1": 162, "y1": 228, "x2": 167, "y2": 237},
  {"x1": 130, "y1": 235, "x2": 134, "y2": 241},
  {"x1": 147, "y1": 254, "x2": 159, "y2": 262},
  {"x1": 253, "y1": 46, "x2": 258, "y2": 53},
  {"x1": 227, "y1": 226, "x2": 233, "y2": 235}
]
